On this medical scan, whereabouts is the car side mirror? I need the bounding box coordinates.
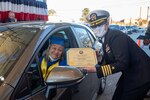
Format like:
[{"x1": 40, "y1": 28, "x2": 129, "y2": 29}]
[{"x1": 45, "y1": 66, "x2": 85, "y2": 88}]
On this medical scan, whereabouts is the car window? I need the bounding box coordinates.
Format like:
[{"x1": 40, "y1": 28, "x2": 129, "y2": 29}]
[
  {"x1": 73, "y1": 27, "x2": 94, "y2": 48},
  {"x1": 0, "y1": 27, "x2": 39, "y2": 79},
  {"x1": 87, "y1": 31, "x2": 95, "y2": 45}
]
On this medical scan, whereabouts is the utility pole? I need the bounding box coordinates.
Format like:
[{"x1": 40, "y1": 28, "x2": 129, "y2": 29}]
[
  {"x1": 147, "y1": 6, "x2": 149, "y2": 21},
  {"x1": 139, "y1": 6, "x2": 142, "y2": 19}
]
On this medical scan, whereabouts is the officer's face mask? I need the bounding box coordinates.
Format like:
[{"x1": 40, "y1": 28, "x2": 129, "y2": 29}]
[{"x1": 93, "y1": 24, "x2": 107, "y2": 38}]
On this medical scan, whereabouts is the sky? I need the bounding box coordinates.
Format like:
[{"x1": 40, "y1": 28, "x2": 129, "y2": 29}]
[{"x1": 47, "y1": 0, "x2": 150, "y2": 22}]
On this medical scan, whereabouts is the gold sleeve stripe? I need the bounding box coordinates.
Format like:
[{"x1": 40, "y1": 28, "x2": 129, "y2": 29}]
[
  {"x1": 104, "y1": 66, "x2": 109, "y2": 76},
  {"x1": 106, "y1": 65, "x2": 111, "y2": 75},
  {"x1": 101, "y1": 66, "x2": 106, "y2": 77},
  {"x1": 103, "y1": 66, "x2": 108, "y2": 76},
  {"x1": 101, "y1": 65, "x2": 112, "y2": 76},
  {"x1": 108, "y1": 65, "x2": 112, "y2": 74},
  {"x1": 105, "y1": 65, "x2": 110, "y2": 75}
]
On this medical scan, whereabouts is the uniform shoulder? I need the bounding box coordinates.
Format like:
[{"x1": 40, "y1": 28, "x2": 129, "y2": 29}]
[
  {"x1": 107, "y1": 28, "x2": 128, "y2": 43},
  {"x1": 108, "y1": 28, "x2": 125, "y2": 36}
]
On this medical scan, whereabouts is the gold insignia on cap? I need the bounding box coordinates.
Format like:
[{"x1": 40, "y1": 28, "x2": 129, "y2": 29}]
[
  {"x1": 89, "y1": 17, "x2": 107, "y2": 27},
  {"x1": 90, "y1": 13, "x2": 97, "y2": 21}
]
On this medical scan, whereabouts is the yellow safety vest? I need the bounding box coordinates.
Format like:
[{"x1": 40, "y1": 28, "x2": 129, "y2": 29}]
[{"x1": 41, "y1": 58, "x2": 59, "y2": 80}]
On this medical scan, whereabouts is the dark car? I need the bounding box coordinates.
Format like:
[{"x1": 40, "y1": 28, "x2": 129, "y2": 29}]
[
  {"x1": 109, "y1": 24, "x2": 120, "y2": 30},
  {"x1": 0, "y1": 21, "x2": 106, "y2": 100}
]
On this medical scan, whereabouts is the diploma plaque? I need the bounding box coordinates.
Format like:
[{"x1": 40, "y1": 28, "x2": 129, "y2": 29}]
[{"x1": 67, "y1": 48, "x2": 97, "y2": 67}]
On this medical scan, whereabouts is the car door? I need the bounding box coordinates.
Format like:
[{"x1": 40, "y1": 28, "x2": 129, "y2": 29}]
[
  {"x1": 36, "y1": 26, "x2": 78, "y2": 100},
  {"x1": 47, "y1": 26, "x2": 94, "y2": 100},
  {"x1": 10, "y1": 27, "x2": 74, "y2": 100}
]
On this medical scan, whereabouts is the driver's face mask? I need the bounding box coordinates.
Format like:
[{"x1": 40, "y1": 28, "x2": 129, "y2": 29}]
[
  {"x1": 93, "y1": 24, "x2": 107, "y2": 38},
  {"x1": 49, "y1": 55, "x2": 59, "y2": 62}
]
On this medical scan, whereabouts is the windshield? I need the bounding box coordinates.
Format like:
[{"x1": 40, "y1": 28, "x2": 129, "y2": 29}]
[{"x1": 0, "y1": 26, "x2": 40, "y2": 80}]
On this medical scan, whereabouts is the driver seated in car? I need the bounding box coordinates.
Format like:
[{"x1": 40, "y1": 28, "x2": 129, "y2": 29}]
[{"x1": 40, "y1": 36, "x2": 67, "y2": 80}]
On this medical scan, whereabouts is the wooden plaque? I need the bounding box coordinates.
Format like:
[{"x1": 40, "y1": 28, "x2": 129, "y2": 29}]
[{"x1": 67, "y1": 48, "x2": 97, "y2": 67}]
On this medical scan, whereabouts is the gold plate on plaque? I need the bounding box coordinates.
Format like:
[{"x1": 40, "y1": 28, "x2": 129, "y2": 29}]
[{"x1": 67, "y1": 48, "x2": 97, "y2": 67}]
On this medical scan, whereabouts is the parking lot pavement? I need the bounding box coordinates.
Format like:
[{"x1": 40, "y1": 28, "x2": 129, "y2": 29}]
[
  {"x1": 97, "y1": 73, "x2": 121, "y2": 100},
  {"x1": 97, "y1": 73, "x2": 150, "y2": 100}
]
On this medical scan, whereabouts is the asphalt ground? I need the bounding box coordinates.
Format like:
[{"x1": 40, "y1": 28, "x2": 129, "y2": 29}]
[{"x1": 97, "y1": 73, "x2": 121, "y2": 100}]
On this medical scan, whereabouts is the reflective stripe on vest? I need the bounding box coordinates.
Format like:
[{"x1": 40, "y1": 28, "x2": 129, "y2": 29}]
[{"x1": 41, "y1": 58, "x2": 59, "y2": 80}]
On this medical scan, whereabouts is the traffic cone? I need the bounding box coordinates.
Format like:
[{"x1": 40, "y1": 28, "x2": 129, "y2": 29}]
[{"x1": 137, "y1": 39, "x2": 141, "y2": 47}]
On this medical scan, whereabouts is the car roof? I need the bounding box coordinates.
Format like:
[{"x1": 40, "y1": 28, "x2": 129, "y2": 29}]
[
  {"x1": 0, "y1": 21, "x2": 94, "y2": 51},
  {"x1": 0, "y1": 21, "x2": 86, "y2": 28}
]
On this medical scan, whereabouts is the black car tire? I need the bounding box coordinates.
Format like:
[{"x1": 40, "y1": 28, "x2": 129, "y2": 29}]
[{"x1": 98, "y1": 77, "x2": 106, "y2": 95}]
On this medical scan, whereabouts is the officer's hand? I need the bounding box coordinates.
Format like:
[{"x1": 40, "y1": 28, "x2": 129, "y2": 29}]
[{"x1": 79, "y1": 67, "x2": 96, "y2": 73}]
